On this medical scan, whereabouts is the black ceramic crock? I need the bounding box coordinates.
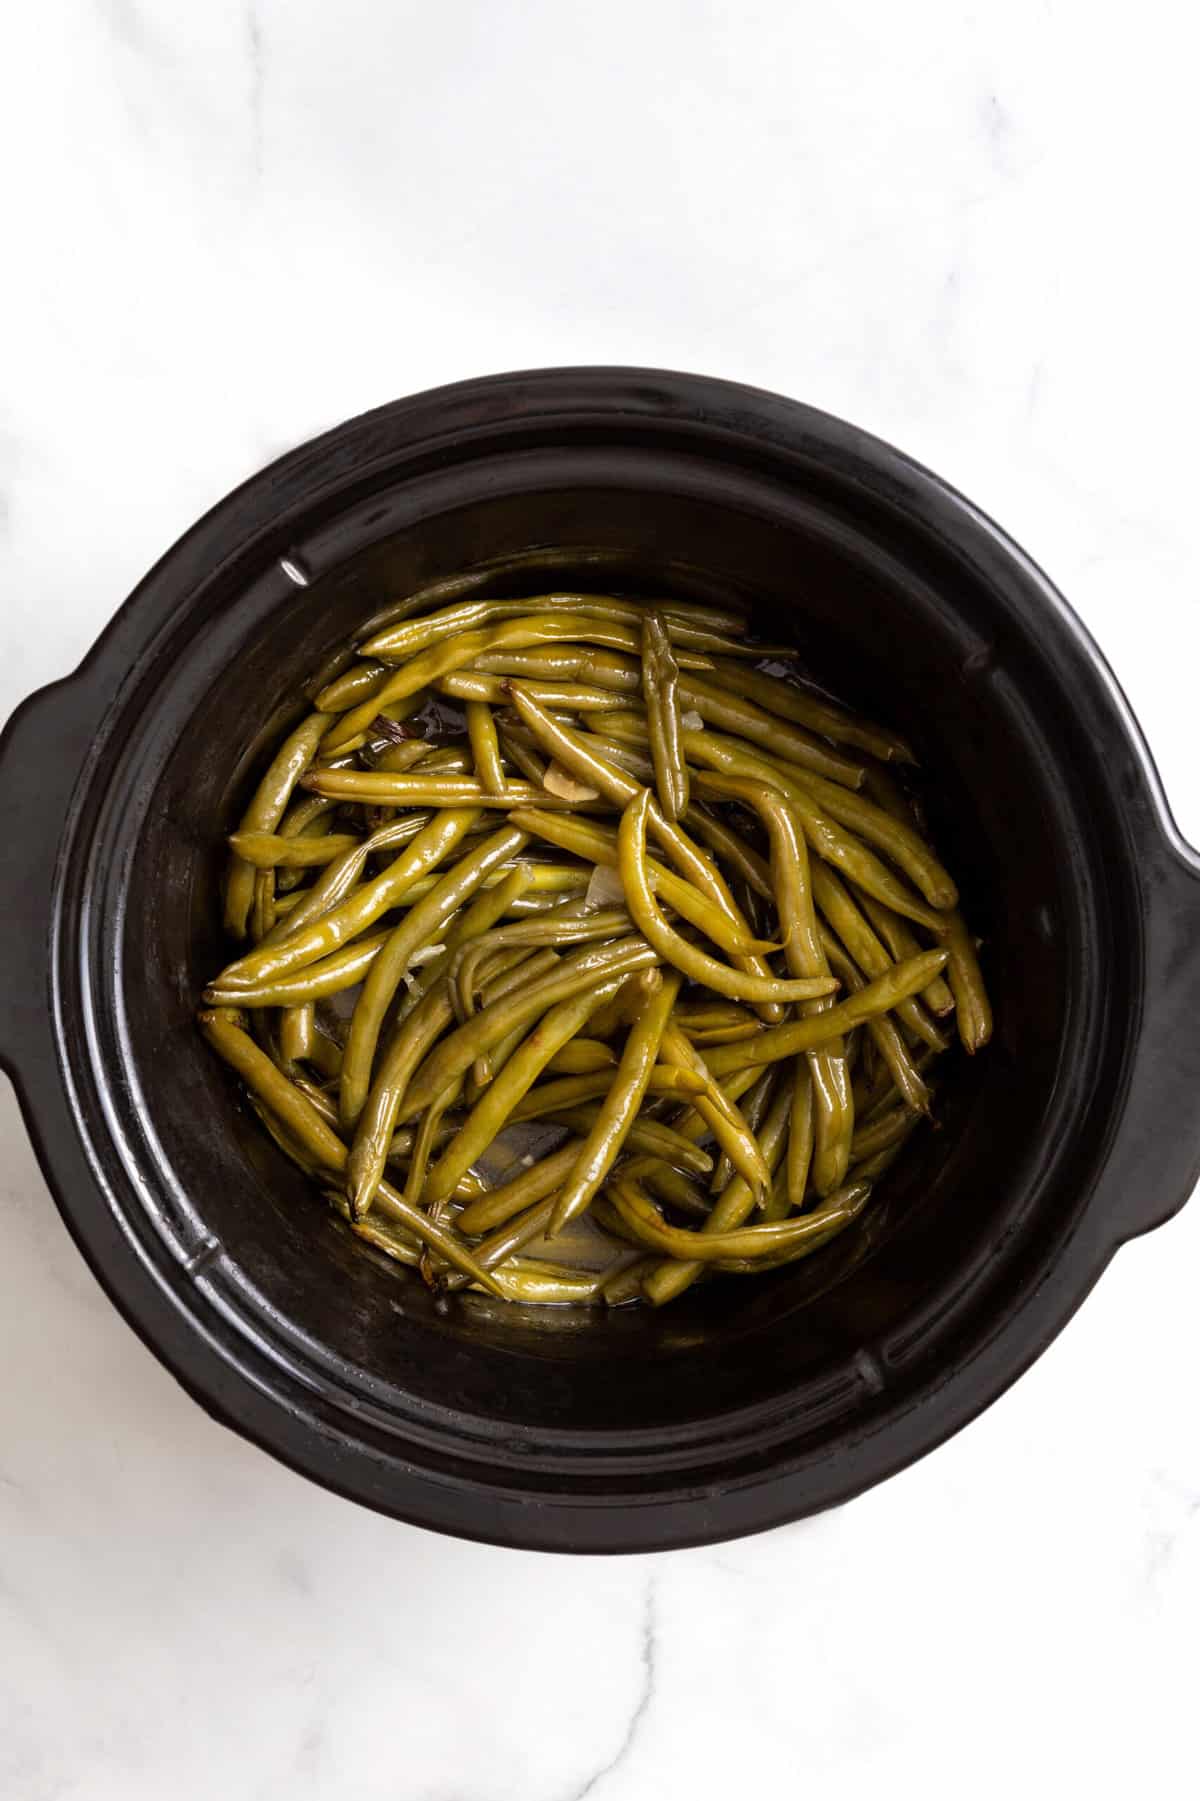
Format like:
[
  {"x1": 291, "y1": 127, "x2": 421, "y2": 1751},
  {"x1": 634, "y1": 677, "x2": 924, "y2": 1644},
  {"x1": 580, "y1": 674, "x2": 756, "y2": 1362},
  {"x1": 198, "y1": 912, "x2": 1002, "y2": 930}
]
[{"x1": 2, "y1": 368, "x2": 1197, "y2": 1554}]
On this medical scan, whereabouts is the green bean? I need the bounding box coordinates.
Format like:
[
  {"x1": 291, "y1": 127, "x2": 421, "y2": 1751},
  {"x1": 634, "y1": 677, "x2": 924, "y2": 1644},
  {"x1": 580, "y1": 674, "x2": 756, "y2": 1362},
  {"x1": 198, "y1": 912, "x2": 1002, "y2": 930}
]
[
  {"x1": 611, "y1": 1173, "x2": 854, "y2": 1264},
  {"x1": 442, "y1": 1195, "x2": 561, "y2": 1289},
  {"x1": 396, "y1": 937, "x2": 659, "y2": 1125},
  {"x1": 479, "y1": 1266, "x2": 606, "y2": 1305},
  {"x1": 215, "y1": 808, "x2": 480, "y2": 991},
  {"x1": 818, "y1": 928, "x2": 932, "y2": 1115},
  {"x1": 359, "y1": 593, "x2": 747, "y2": 664},
  {"x1": 278, "y1": 1003, "x2": 315, "y2": 1069},
  {"x1": 258, "y1": 812, "x2": 437, "y2": 947},
  {"x1": 705, "y1": 660, "x2": 916, "y2": 763},
  {"x1": 305, "y1": 1027, "x2": 344, "y2": 1080},
  {"x1": 545, "y1": 1039, "x2": 618, "y2": 1075},
  {"x1": 204, "y1": 928, "x2": 392, "y2": 1008},
  {"x1": 343, "y1": 903, "x2": 546, "y2": 1218},
  {"x1": 325, "y1": 615, "x2": 679, "y2": 753},
  {"x1": 509, "y1": 1064, "x2": 706, "y2": 1122},
  {"x1": 810, "y1": 862, "x2": 948, "y2": 1052},
  {"x1": 197, "y1": 1009, "x2": 506, "y2": 1296},
  {"x1": 475, "y1": 645, "x2": 644, "y2": 691},
  {"x1": 639, "y1": 1071, "x2": 804, "y2": 1302},
  {"x1": 313, "y1": 659, "x2": 392, "y2": 714},
  {"x1": 708, "y1": 1181, "x2": 876, "y2": 1276},
  {"x1": 229, "y1": 830, "x2": 362, "y2": 870},
  {"x1": 600, "y1": 711, "x2": 944, "y2": 929},
  {"x1": 463, "y1": 700, "x2": 505, "y2": 794},
  {"x1": 937, "y1": 911, "x2": 993, "y2": 1053},
  {"x1": 455, "y1": 1142, "x2": 585, "y2": 1234},
  {"x1": 441, "y1": 672, "x2": 634, "y2": 712},
  {"x1": 249, "y1": 870, "x2": 277, "y2": 942},
  {"x1": 675, "y1": 673, "x2": 867, "y2": 788},
  {"x1": 785, "y1": 767, "x2": 958, "y2": 912},
  {"x1": 618, "y1": 790, "x2": 836, "y2": 1004},
  {"x1": 674, "y1": 1001, "x2": 763, "y2": 1043},
  {"x1": 372, "y1": 738, "x2": 441, "y2": 773},
  {"x1": 850, "y1": 1100, "x2": 925, "y2": 1165},
  {"x1": 680, "y1": 803, "x2": 774, "y2": 901},
  {"x1": 727, "y1": 772, "x2": 854, "y2": 1199},
  {"x1": 403, "y1": 1081, "x2": 460, "y2": 1207},
  {"x1": 505, "y1": 808, "x2": 774, "y2": 958},
  {"x1": 452, "y1": 907, "x2": 633, "y2": 1024},
  {"x1": 551, "y1": 1107, "x2": 714, "y2": 1176},
  {"x1": 657, "y1": 1023, "x2": 772, "y2": 1196},
  {"x1": 601, "y1": 1258, "x2": 660, "y2": 1306},
  {"x1": 708, "y1": 1065, "x2": 775, "y2": 1198},
  {"x1": 780, "y1": 1060, "x2": 815, "y2": 1218},
  {"x1": 859, "y1": 893, "x2": 956, "y2": 1017},
  {"x1": 700, "y1": 950, "x2": 950, "y2": 1076},
  {"x1": 637, "y1": 1163, "x2": 713, "y2": 1219},
  {"x1": 420, "y1": 979, "x2": 625, "y2": 1205},
  {"x1": 301, "y1": 769, "x2": 589, "y2": 808},
  {"x1": 339, "y1": 823, "x2": 528, "y2": 1128},
  {"x1": 641, "y1": 613, "x2": 689, "y2": 822},
  {"x1": 505, "y1": 691, "x2": 786, "y2": 1020},
  {"x1": 224, "y1": 712, "x2": 332, "y2": 939},
  {"x1": 544, "y1": 969, "x2": 683, "y2": 1235}
]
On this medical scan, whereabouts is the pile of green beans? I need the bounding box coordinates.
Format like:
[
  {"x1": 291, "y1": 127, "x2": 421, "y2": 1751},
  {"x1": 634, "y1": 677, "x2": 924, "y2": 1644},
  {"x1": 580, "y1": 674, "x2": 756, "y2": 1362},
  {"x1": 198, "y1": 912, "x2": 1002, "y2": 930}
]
[{"x1": 200, "y1": 584, "x2": 991, "y2": 1308}]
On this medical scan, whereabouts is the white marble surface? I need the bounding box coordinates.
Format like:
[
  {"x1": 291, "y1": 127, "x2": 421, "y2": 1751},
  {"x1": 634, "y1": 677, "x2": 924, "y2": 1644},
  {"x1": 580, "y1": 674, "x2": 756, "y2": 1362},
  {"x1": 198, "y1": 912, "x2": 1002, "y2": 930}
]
[{"x1": 3, "y1": 4, "x2": 1199, "y2": 1796}]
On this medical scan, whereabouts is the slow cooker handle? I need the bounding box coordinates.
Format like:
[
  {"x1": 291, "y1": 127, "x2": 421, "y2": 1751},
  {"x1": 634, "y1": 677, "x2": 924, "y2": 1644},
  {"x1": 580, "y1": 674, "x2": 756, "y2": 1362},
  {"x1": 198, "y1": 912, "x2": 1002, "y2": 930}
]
[
  {"x1": 1110, "y1": 832, "x2": 1200, "y2": 1244},
  {"x1": 0, "y1": 671, "x2": 108, "y2": 1077}
]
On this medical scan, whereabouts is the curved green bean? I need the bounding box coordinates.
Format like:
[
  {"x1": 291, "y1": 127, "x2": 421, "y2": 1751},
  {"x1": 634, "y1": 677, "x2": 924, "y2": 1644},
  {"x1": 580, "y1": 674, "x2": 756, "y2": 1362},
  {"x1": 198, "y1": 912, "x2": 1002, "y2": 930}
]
[
  {"x1": 224, "y1": 711, "x2": 332, "y2": 939},
  {"x1": 618, "y1": 790, "x2": 837, "y2": 1004}
]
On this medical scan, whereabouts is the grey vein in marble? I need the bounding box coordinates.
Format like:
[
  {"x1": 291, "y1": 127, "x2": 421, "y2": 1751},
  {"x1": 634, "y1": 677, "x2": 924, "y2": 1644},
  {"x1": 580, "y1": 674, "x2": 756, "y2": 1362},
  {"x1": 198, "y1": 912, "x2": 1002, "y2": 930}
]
[{"x1": 570, "y1": 1579, "x2": 658, "y2": 1801}]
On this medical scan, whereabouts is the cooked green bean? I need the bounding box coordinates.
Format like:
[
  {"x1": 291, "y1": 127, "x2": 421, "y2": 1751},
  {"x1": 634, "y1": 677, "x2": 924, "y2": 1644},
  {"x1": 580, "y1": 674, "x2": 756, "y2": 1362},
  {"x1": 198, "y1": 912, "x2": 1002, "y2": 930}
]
[
  {"x1": 618, "y1": 790, "x2": 836, "y2": 1004},
  {"x1": 550, "y1": 1107, "x2": 714, "y2": 1176},
  {"x1": 397, "y1": 938, "x2": 660, "y2": 1124},
  {"x1": 700, "y1": 951, "x2": 950, "y2": 1076},
  {"x1": 441, "y1": 672, "x2": 634, "y2": 711},
  {"x1": 545, "y1": 970, "x2": 683, "y2": 1235},
  {"x1": 360, "y1": 593, "x2": 747, "y2": 664},
  {"x1": 509, "y1": 1064, "x2": 706, "y2": 1122},
  {"x1": 217, "y1": 808, "x2": 480, "y2": 990},
  {"x1": 642, "y1": 613, "x2": 689, "y2": 822},
  {"x1": 201, "y1": 582, "x2": 990, "y2": 1307},
  {"x1": 229, "y1": 830, "x2": 363, "y2": 870},
  {"x1": 817, "y1": 928, "x2": 932, "y2": 1114},
  {"x1": 599, "y1": 710, "x2": 945, "y2": 928},
  {"x1": 505, "y1": 808, "x2": 775, "y2": 958},
  {"x1": 198, "y1": 1010, "x2": 506, "y2": 1296},
  {"x1": 301, "y1": 769, "x2": 588, "y2": 807},
  {"x1": 545, "y1": 1039, "x2": 618, "y2": 1075},
  {"x1": 339, "y1": 823, "x2": 529, "y2": 1127},
  {"x1": 706, "y1": 659, "x2": 916, "y2": 763},
  {"x1": 657, "y1": 1023, "x2": 771, "y2": 1196},
  {"x1": 505, "y1": 692, "x2": 786, "y2": 1020},
  {"x1": 676, "y1": 673, "x2": 867, "y2": 788},
  {"x1": 325, "y1": 615, "x2": 682, "y2": 753},
  {"x1": 204, "y1": 927, "x2": 392, "y2": 1008},
  {"x1": 810, "y1": 862, "x2": 948, "y2": 1052},
  {"x1": 420, "y1": 980, "x2": 625, "y2": 1205},
  {"x1": 465, "y1": 699, "x2": 506, "y2": 795},
  {"x1": 859, "y1": 892, "x2": 957, "y2": 1017},
  {"x1": 224, "y1": 712, "x2": 332, "y2": 939},
  {"x1": 937, "y1": 911, "x2": 993, "y2": 1053},
  {"x1": 781, "y1": 1060, "x2": 815, "y2": 1218}
]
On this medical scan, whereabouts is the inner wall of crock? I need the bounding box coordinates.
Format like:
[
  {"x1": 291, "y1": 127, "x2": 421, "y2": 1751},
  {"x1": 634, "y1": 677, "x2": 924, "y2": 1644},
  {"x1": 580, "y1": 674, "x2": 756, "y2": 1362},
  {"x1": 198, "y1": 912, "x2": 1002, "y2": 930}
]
[{"x1": 109, "y1": 464, "x2": 1125, "y2": 1434}]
